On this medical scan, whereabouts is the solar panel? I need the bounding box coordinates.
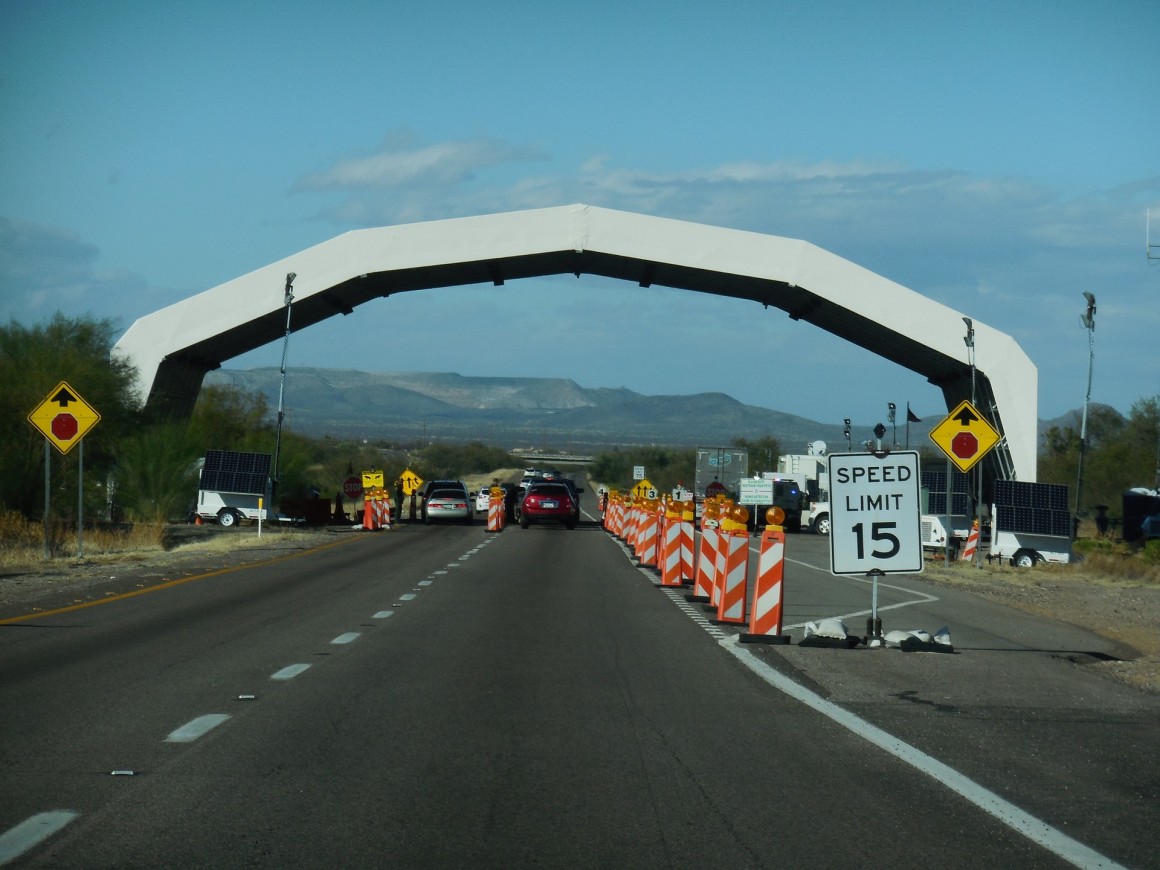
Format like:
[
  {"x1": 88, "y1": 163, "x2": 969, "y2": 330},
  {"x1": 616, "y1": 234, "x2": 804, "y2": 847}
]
[
  {"x1": 993, "y1": 481, "x2": 1070, "y2": 535},
  {"x1": 201, "y1": 450, "x2": 272, "y2": 495},
  {"x1": 922, "y1": 468, "x2": 969, "y2": 514}
]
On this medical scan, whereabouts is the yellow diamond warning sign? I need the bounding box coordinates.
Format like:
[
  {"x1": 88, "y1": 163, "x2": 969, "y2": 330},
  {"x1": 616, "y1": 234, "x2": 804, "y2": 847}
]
[
  {"x1": 928, "y1": 400, "x2": 1000, "y2": 472},
  {"x1": 28, "y1": 381, "x2": 101, "y2": 455},
  {"x1": 632, "y1": 478, "x2": 657, "y2": 499},
  {"x1": 397, "y1": 469, "x2": 424, "y2": 496}
]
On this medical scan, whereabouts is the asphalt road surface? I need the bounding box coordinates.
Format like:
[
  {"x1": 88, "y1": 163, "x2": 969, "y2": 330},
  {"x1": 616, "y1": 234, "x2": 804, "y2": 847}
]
[{"x1": 1, "y1": 510, "x2": 1157, "y2": 868}]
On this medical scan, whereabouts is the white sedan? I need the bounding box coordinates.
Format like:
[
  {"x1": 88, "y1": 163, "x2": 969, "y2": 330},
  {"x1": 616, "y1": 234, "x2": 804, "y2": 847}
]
[{"x1": 474, "y1": 489, "x2": 491, "y2": 513}]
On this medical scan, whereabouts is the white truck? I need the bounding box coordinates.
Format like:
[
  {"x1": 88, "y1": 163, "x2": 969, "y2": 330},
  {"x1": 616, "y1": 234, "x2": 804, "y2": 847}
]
[
  {"x1": 779, "y1": 442, "x2": 830, "y2": 534},
  {"x1": 194, "y1": 450, "x2": 294, "y2": 527}
]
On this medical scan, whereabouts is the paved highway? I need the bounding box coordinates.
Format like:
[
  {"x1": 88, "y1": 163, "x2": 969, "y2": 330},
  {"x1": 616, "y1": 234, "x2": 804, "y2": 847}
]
[{"x1": 1, "y1": 510, "x2": 1156, "y2": 867}]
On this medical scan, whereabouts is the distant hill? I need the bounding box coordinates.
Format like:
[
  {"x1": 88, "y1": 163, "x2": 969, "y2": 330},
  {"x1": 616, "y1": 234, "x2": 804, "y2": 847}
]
[
  {"x1": 202, "y1": 367, "x2": 882, "y2": 451},
  {"x1": 202, "y1": 367, "x2": 1106, "y2": 468}
]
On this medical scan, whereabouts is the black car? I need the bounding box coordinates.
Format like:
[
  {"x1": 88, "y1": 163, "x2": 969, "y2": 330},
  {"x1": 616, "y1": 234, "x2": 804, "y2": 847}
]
[{"x1": 749, "y1": 480, "x2": 804, "y2": 531}]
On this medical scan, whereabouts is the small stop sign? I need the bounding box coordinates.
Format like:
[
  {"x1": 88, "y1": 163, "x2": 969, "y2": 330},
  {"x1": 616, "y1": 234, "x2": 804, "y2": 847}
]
[
  {"x1": 951, "y1": 431, "x2": 979, "y2": 460},
  {"x1": 51, "y1": 413, "x2": 78, "y2": 442},
  {"x1": 342, "y1": 476, "x2": 363, "y2": 499}
]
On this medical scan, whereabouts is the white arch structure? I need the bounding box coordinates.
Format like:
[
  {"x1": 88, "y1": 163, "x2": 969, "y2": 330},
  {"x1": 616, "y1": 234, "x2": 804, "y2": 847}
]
[{"x1": 113, "y1": 203, "x2": 1037, "y2": 481}]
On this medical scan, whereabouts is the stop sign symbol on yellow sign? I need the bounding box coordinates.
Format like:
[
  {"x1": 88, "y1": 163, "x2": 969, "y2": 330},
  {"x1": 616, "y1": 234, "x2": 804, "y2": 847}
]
[
  {"x1": 27, "y1": 381, "x2": 101, "y2": 455},
  {"x1": 928, "y1": 400, "x2": 1000, "y2": 472}
]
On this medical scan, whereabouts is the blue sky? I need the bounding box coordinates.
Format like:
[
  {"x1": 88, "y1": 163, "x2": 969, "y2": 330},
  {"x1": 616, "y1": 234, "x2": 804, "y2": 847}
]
[{"x1": 2, "y1": 0, "x2": 1157, "y2": 433}]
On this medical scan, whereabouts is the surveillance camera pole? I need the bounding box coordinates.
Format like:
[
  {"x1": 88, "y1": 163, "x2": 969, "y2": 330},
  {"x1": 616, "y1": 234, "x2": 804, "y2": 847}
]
[
  {"x1": 1074, "y1": 292, "x2": 1096, "y2": 535},
  {"x1": 272, "y1": 272, "x2": 296, "y2": 500}
]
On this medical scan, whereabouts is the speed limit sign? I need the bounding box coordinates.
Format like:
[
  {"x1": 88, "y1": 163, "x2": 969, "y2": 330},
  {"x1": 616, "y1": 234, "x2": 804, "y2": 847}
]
[{"x1": 827, "y1": 451, "x2": 923, "y2": 575}]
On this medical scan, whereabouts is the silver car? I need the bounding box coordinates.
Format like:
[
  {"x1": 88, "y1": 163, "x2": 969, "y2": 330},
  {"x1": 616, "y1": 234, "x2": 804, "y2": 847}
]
[{"x1": 423, "y1": 483, "x2": 472, "y2": 524}]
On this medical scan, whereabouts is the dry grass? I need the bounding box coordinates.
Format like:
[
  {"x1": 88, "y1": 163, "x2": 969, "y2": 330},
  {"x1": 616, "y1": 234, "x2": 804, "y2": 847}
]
[
  {"x1": 1, "y1": 510, "x2": 164, "y2": 570},
  {"x1": 0, "y1": 510, "x2": 314, "y2": 575}
]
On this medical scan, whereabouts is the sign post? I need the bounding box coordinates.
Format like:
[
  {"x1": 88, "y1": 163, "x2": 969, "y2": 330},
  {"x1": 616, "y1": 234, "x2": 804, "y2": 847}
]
[
  {"x1": 828, "y1": 450, "x2": 923, "y2": 644},
  {"x1": 27, "y1": 381, "x2": 102, "y2": 560}
]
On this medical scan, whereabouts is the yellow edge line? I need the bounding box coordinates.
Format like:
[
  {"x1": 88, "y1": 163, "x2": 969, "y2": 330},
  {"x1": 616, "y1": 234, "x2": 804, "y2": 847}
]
[{"x1": 0, "y1": 534, "x2": 369, "y2": 625}]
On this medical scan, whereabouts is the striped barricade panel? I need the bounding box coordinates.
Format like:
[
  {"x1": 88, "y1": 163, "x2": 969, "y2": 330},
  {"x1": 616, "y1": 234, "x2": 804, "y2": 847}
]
[{"x1": 714, "y1": 530, "x2": 750, "y2": 624}]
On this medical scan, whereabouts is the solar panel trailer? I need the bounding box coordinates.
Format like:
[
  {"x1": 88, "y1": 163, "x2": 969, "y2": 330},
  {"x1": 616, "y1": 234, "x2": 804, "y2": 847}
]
[{"x1": 196, "y1": 450, "x2": 291, "y2": 527}]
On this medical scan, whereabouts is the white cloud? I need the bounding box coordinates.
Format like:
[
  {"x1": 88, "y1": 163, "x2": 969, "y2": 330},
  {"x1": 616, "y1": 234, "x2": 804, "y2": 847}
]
[
  {"x1": 0, "y1": 217, "x2": 158, "y2": 327},
  {"x1": 295, "y1": 137, "x2": 547, "y2": 191}
]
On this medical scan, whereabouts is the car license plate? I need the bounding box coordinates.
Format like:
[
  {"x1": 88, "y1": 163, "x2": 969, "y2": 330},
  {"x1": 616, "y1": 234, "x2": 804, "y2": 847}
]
[{"x1": 542, "y1": 500, "x2": 558, "y2": 508}]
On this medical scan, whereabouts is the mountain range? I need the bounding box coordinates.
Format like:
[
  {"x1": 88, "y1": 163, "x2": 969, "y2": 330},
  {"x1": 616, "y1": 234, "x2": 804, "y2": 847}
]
[{"x1": 202, "y1": 367, "x2": 1089, "y2": 453}]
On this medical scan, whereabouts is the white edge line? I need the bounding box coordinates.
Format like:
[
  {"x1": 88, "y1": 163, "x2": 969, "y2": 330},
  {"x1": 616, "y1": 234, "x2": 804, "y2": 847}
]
[
  {"x1": 621, "y1": 530, "x2": 1123, "y2": 868},
  {"x1": 0, "y1": 811, "x2": 79, "y2": 866},
  {"x1": 719, "y1": 636, "x2": 1125, "y2": 870}
]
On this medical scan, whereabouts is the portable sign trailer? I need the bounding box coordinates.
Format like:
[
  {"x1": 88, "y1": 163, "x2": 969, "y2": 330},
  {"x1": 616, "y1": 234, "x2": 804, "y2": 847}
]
[
  {"x1": 196, "y1": 450, "x2": 292, "y2": 527},
  {"x1": 989, "y1": 480, "x2": 1073, "y2": 567}
]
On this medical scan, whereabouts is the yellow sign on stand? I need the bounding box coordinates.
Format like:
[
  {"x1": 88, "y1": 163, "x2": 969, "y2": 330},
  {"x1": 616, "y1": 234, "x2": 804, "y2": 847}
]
[
  {"x1": 362, "y1": 469, "x2": 385, "y2": 490},
  {"x1": 632, "y1": 478, "x2": 657, "y2": 499},
  {"x1": 398, "y1": 468, "x2": 425, "y2": 496}
]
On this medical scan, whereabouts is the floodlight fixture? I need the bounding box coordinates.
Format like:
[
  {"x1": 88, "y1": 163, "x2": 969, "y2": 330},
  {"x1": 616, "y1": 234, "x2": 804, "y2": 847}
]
[{"x1": 1080, "y1": 292, "x2": 1096, "y2": 329}]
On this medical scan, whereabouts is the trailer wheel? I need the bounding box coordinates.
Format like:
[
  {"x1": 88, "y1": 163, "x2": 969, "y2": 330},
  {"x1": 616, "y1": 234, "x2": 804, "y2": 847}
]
[
  {"x1": 1011, "y1": 549, "x2": 1038, "y2": 569},
  {"x1": 217, "y1": 508, "x2": 239, "y2": 528}
]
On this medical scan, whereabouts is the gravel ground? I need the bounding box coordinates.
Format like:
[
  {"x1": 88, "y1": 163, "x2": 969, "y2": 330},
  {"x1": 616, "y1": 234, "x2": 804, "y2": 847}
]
[
  {"x1": 918, "y1": 558, "x2": 1160, "y2": 694},
  {"x1": 3, "y1": 524, "x2": 1157, "y2": 694}
]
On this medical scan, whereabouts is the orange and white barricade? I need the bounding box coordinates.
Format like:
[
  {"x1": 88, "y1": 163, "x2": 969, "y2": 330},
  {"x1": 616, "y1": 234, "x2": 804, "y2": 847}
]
[
  {"x1": 692, "y1": 526, "x2": 718, "y2": 602},
  {"x1": 608, "y1": 493, "x2": 623, "y2": 536},
  {"x1": 713, "y1": 528, "x2": 750, "y2": 625},
  {"x1": 678, "y1": 500, "x2": 696, "y2": 582},
  {"x1": 659, "y1": 500, "x2": 684, "y2": 586},
  {"x1": 486, "y1": 489, "x2": 505, "y2": 532},
  {"x1": 625, "y1": 499, "x2": 639, "y2": 548},
  {"x1": 689, "y1": 500, "x2": 721, "y2": 602},
  {"x1": 711, "y1": 504, "x2": 748, "y2": 616},
  {"x1": 634, "y1": 500, "x2": 659, "y2": 567},
  {"x1": 741, "y1": 525, "x2": 789, "y2": 644},
  {"x1": 961, "y1": 520, "x2": 980, "y2": 563},
  {"x1": 362, "y1": 488, "x2": 391, "y2": 530}
]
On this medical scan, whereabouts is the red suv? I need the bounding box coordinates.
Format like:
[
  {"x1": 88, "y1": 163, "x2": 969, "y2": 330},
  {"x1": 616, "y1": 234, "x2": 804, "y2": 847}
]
[{"x1": 519, "y1": 482, "x2": 578, "y2": 529}]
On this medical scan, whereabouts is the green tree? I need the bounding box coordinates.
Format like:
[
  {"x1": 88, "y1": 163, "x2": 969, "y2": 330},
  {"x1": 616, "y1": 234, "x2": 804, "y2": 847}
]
[
  {"x1": 0, "y1": 314, "x2": 139, "y2": 519},
  {"x1": 115, "y1": 422, "x2": 203, "y2": 522},
  {"x1": 189, "y1": 384, "x2": 272, "y2": 451},
  {"x1": 417, "y1": 442, "x2": 516, "y2": 479},
  {"x1": 590, "y1": 446, "x2": 695, "y2": 493},
  {"x1": 731, "y1": 435, "x2": 782, "y2": 471}
]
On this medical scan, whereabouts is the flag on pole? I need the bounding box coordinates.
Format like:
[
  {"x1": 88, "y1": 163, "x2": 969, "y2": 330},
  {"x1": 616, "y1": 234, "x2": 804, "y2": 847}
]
[{"x1": 906, "y1": 405, "x2": 921, "y2": 423}]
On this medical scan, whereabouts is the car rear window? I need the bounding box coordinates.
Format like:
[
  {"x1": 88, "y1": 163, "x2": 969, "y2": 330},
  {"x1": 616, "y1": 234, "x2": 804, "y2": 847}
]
[
  {"x1": 529, "y1": 483, "x2": 570, "y2": 497},
  {"x1": 430, "y1": 489, "x2": 465, "y2": 500}
]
